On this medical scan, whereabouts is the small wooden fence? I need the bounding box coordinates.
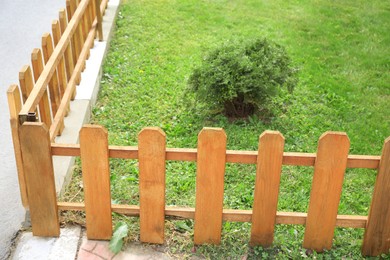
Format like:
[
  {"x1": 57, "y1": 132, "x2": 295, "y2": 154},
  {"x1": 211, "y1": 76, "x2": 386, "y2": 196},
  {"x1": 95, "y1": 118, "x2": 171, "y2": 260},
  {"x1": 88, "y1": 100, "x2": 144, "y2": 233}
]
[
  {"x1": 7, "y1": 0, "x2": 108, "y2": 207},
  {"x1": 19, "y1": 123, "x2": 390, "y2": 256}
]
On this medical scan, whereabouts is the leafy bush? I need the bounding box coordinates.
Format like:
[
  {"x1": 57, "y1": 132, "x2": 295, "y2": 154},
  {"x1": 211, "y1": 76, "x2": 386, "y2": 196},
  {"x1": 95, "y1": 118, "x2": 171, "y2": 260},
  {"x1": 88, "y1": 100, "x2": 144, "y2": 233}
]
[{"x1": 188, "y1": 38, "x2": 298, "y2": 118}]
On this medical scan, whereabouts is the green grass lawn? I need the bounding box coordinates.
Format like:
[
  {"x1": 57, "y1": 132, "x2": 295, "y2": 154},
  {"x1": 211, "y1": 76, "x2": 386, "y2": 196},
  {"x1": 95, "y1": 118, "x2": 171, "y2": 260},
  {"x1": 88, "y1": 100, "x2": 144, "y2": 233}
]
[{"x1": 63, "y1": 0, "x2": 390, "y2": 258}]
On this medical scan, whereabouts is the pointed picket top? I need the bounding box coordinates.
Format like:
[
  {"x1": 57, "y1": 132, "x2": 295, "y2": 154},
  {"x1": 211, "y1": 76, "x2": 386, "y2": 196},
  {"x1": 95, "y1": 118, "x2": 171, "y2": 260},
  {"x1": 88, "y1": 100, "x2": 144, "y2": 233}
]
[
  {"x1": 362, "y1": 136, "x2": 390, "y2": 256},
  {"x1": 304, "y1": 131, "x2": 350, "y2": 251},
  {"x1": 251, "y1": 130, "x2": 285, "y2": 247},
  {"x1": 194, "y1": 127, "x2": 227, "y2": 245},
  {"x1": 80, "y1": 124, "x2": 112, "y2": 240},
  {"x1": 138, "y1": 127, "x2": 166, "y2": 244}
]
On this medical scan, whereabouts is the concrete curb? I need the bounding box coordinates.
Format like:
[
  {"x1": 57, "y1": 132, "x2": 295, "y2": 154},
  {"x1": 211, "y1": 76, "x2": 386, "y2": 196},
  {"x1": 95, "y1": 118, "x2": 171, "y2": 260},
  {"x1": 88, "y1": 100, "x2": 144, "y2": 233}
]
[{"x1": 53, "y1": 0, "x2": 120, "y2": 195}]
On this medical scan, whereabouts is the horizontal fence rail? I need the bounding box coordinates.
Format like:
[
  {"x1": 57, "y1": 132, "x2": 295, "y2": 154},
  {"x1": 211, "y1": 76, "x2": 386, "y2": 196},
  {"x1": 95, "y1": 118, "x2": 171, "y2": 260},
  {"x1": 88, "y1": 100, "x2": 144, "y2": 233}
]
[
  {"x1": 19, "y1": 123, "x2": 390, "y2": 257},
  {"x1": 50, "y1": 143, "x2": 381, "y2": 168},
  {"x1": 7, "y1": 0, "x2": 108, "y2": 207}
]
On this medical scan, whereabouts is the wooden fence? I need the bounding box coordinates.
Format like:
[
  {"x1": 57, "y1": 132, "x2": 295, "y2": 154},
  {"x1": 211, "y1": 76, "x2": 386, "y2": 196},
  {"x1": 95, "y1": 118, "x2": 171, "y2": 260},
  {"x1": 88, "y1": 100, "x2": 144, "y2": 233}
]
[
  {"x1": 19, "y1": 123, "x2": 390, "y2": 256},
  {"x1": 6, "y1": 0, "x2": 108, "y2": 207}
]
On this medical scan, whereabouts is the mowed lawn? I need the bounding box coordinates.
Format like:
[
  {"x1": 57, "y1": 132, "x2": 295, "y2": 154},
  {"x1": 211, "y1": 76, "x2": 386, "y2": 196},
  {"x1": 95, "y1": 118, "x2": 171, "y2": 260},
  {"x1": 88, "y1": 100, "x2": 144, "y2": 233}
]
[{"x1": 63, "y1": 0, "x2": 390, "y2": 258}]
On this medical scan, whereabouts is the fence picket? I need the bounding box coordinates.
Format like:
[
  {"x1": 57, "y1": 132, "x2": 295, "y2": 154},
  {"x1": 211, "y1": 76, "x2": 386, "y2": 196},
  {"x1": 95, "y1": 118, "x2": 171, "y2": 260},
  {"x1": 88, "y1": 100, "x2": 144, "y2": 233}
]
[
  {"x1": 80, "y1": 125, "x2": 112, "y2": 239},
  {"x1": 19, "y1": 66, "x2": 34, "y2": 103},
  {"x1": 194, "y1": 128, "x2": 227, "y2": 244},
  {"x1": 303, "y1": 132, "x2": 350, "y2": 251},
  {"x1": 52, "y1": 21, "x2": 67, "y2": 98},
  {"x1": 138, "y1": 128, "x2": 166, "y2": 244},
  {"x1": 31, "y1": 48, "x2": 52, "y2": 126},
  {"x1": 67, "y1": 0, "x2": 78, "y2": 64},
  {"x1": 7, "y1": 85, "x2": 28, "y2": 208},
  {"x1": 250, "y1": 131, "x2": 285, "y2": 246},
  {"x1": 52, "y1": 19, "x2": 70, "y2": 117},
  {"x1": 362, "y1": 137, "x2": 390, "y2": 256},
  {"x1": 95, "y1": 0, "x2": 103, "y2": 41},
  {"x1": 59, "y1": 8, "x2": 77, "y2": 99},
  {"x1": 19, "y1": 65, "x2": 39, "y2": 120},
  {"x1": 42, "y1": 33, "x2": 61, "y2": 117},
  {"x1": 20, "y1": 122, "x2": 59, "y2": 236}
]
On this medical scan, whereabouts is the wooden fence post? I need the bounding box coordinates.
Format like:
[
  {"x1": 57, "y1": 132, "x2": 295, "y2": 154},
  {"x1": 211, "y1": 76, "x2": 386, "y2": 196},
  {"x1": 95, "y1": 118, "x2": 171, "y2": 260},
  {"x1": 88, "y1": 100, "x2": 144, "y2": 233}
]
[
  {"x1": 194, "y1": 128, "x2": 227, "y2": 244},
  {"x1": 31, "y1": 48, "x2": 52, "y2": 127},
  {"x1": 250, "y1": 131, "x2": 285, "y2": 247},
  {"x1": 7, "y1": 85, "x2": 29, "y2": 208},
  {"x1": 303, "y1": 132, "x2": 350, "y2": 251},
  {"x1": 138, "y1": 127, "x2": 166, "y2": 244},
  {"x1": 80, "y1": 125, "x2": 112, "y2": 239},
  {"x1": 362, "y1": 137, "x2": 390, "y2": 256},
  {"x1": 19, "y1": 122, "x2": 60, "y2": 236}
]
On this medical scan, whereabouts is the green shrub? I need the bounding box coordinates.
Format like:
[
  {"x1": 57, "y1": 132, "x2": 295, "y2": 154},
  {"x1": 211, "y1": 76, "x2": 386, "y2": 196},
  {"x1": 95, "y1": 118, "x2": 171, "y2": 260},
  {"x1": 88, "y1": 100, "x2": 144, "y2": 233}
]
[{"x1": 188, "y1": 38, "x2": 298, "y2": 118}]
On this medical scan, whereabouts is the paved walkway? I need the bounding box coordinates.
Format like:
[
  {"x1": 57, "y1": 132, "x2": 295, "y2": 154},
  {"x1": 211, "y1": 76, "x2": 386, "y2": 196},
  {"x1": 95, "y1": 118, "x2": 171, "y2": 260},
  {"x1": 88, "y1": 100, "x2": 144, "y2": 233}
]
[{"x1": 11, "y1": 226, "x2": 172, "y2": 260}]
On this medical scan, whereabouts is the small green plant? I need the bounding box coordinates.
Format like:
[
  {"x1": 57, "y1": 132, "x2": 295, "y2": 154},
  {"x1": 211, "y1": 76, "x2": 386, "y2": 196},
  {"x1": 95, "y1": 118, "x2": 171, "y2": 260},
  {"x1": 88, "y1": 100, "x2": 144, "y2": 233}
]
[
  {"x1": 109, "y1": 221, "x2": 129, "y2": 254},
  {"x1": 188, "y1": 38, "x2": 298, "y2": 118}
]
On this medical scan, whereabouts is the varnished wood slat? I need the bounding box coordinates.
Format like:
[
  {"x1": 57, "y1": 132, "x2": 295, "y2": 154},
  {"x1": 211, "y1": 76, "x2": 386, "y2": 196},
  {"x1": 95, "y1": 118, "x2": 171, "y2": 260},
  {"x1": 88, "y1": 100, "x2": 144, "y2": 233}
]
[
  {"x1": 19, "y1": 0, "x2": 90, "y2": 118},
  {"x1": 52, "y1": 19, "x2": 70, "y2": 120},
  {"x1": 67, "y1": 0, "x2": 79, "y2": 64},
  {"x1": 94, "y1": 0, "x2": 103, "y2": 41},
  {"x1": 303, "y1": 132, "x2": 350, "y2": 252},
  {"x1": 20, "y1": 123, "x2": 59, "y2": 236},
  {"x1": 51, "y1": 143, "x2": 380, "y2": 169},
  {"x1": 52, "y1": 21, "x2": 67, "y2": 99},
  {"x1": 42, "y1": 33, "x2": 61, "y2": 116},
  {"x1": 138, "y1": 128, "x2": 166, "y2": 244},
  {"x1": 57, "y1": 202, "x2": 368, "y2": 228},
  {"x1": 250, "y1": 131, "x2": 285, "y2": 246},
  {"x1": 18, "y1": 65, "x2": 39, "y2": 119},
  {"x1": 7, "y1": 85, "x2": 28, "y2": 207},
  {"x1": 194, "y1": 128, "x2": 226, "y2": 245},
  {"x1": 362, "y1": 137, "x2": 390, "y2": 256},
  {"x1": 31, "y1": 48, "x2": 52, "y2": 126},
  {"x1": 49, "y1": 18, "x2": 97, "y2": 140},
  {"x1": 80, "y1": 125, "x2": 112, "y2": 239},
  {"x1": 19, "y1": 66, "x2": 35, "y2": 103},
  {"x1": 59, "y1": 8, "x2": 77, "y2": 100}
]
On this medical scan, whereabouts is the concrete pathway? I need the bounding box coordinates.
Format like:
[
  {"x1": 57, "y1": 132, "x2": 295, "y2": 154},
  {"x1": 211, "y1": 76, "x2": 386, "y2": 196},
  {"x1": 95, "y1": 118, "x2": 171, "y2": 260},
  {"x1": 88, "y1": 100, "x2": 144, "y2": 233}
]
[
  {"x1": 0, "y1": 1, "x2": 64, "y2": 259},
  {"x1": 11, "y1": 226, "x2": 173, "y2": 260}
]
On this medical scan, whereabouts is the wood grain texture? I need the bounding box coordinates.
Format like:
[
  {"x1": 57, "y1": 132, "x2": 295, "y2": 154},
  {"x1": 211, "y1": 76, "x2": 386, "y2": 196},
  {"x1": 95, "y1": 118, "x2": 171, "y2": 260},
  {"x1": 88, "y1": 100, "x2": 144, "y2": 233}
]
[
  {"x1": 31, "y1": 48, "x2": 52, "y2": 127},
  {"x1": 51, "y1": 21, "x2": 68, "y2": 133},
  {"x1": 50, "y1": 143, "x2": 380, "y2": 169},
  {"x1": 19, "y1": 65, "x2": 34, "y2": 103},
  {"x1": 95, "y1": 0, "x2": 103, "y2": 41},
  {"x1": 138, "y1": 128, "x2": 166, "y2": 244},
  {"x1": 362, "y1": 137, "x2": 390, "y2": 256},
  {"x1": 303, "y1": 132, "x2": 350, "y2": 251},
  {"x1": 80, "y1": 125, "x2": 112, "y2": 239},
  {"x1": 42, "y1": 33, "x2": 61, "y2": 116},
  {"x1": 57, "y1": 202, "x2": 368, "y2": 228},
  {"x1": 59, "y1": 8, "x2": 76, "y2": 100},
  {"x1": 7, "y1": 85, "x2": 28, "y2": 207},
  {"x1": 52, "y1": 21, "x2": 67, "y2": 98},
  {"x1": 194, "y1": 128, "x2": 227, "y2": 245},
  {"x1": 20, "y1": 123, "x2": 59, "y2": 236},
  {"x1": 250, "y1": 131, "x2": 285, "y2": 246}
]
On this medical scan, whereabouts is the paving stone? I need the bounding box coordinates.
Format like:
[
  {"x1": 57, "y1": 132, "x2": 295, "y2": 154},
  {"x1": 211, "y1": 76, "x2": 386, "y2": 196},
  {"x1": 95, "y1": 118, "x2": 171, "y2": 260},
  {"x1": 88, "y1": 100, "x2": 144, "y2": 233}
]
[{"x1": 12, "y1": 226, "x2": 81, "y2": 260}]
